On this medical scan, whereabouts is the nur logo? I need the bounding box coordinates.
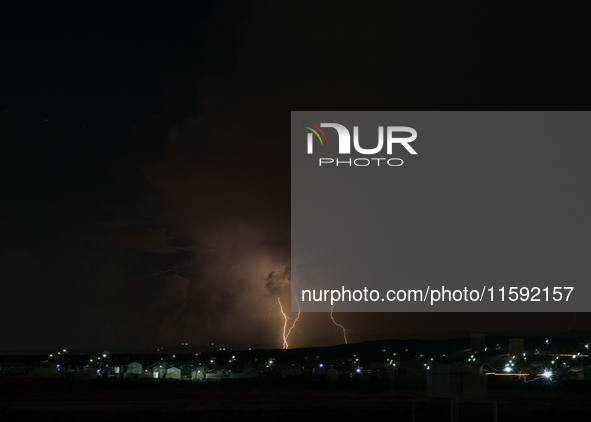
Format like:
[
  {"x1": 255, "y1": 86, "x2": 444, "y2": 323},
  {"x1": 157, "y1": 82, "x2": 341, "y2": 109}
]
[
  {"x1": 303, "y1": 122, "x2": 417, "y2": 155},
  {"x1": 303, "y1": 122, "x2": 418, "y2": 167}
]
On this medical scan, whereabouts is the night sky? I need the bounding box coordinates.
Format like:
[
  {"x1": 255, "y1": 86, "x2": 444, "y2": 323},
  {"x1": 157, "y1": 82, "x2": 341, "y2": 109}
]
[{"x1": 1, "y1": 1, "x2": 590, "y2": 352}]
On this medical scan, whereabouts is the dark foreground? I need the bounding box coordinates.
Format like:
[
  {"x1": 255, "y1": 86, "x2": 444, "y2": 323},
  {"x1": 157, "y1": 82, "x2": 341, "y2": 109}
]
[{"x1": 1, "y1": 377, "x2": 590, "y2": 421}]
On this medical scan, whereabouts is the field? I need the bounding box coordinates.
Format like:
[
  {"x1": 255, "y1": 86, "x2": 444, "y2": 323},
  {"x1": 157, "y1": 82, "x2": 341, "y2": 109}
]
[{"x1": 1, "y1": 376, "x2": 590, "y2": 421}]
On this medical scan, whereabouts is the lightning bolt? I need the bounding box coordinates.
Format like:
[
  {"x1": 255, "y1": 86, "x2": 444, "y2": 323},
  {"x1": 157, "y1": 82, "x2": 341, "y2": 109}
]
[
  {"x1": 330, "y1": 306, "x2": 348, "y2": 344},
  {"x1": 228, "y1": 259, "x2": 248, "y2": 276},
  {"x1": 278, "y1": 296, "x2": 301, "y2": 349},
  {"x1": 143, "y1": 257, "x2": 199, "y2": 278},
  {"x1": 286, "y1": 296, "x2": 300, "y2": 342},
  {"x1": 567, "y1": 314, "x2": 577, "y2": 331},
  {"x1": 278, "y1": 298, "x2": 289, "y2": 349},
  {"x1": 258, "y1": 302, "x2": 279, "y2": 325}
]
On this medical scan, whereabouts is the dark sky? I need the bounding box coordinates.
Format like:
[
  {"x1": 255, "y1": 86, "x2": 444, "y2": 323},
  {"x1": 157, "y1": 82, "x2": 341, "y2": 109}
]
[{"x1": 1, "y1": 1, "x2": 590, "y2": 352}]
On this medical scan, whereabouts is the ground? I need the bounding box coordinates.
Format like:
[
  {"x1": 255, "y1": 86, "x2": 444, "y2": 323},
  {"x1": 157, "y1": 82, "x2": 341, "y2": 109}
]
[{"x1": 0, "y1": 377, "x2": 589, "y2": 421}]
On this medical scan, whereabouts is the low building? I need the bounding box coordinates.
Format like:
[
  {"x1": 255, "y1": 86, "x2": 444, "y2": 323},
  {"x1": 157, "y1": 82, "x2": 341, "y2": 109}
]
[
  {"x1": 281, "y1": 365, "x2": 304, "y2": 378},
  {"x1": 206, "y1": 368, "x2": 230, "y2": 380},
  {"x1": 151, "y1": 364, "x2": 166, "y2": 379},
  {"x1": 327, "y1": 368, "x2": 339, "y2": 380},
  {"x1": 29, "y1": 362, "x2": 63, "y2": 379},
  {"x1": 126, "y1": 362, "x2": 142, "y2": 378},
  {"x1": 166, "y1": 366, "x2": 181, "y2": 380},
  {"x1": 230, "y1": 368, "x2": 260, "y2": 379},
  {"x1": 192, "y1": 368, "x2": 206, "y2": 380}
]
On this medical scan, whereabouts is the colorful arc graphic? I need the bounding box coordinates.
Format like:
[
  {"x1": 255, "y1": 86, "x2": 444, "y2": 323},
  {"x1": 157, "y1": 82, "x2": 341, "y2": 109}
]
[{"x1": 302, "y1": 121, "x2": 328, "y2": 145}]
